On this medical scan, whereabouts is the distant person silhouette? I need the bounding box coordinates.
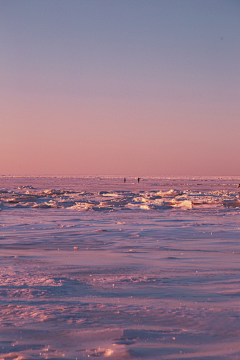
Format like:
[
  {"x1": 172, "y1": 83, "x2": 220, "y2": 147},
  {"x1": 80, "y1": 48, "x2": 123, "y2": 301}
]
[
  {"x1": 238, "y1": 184, "x2": 240, "y2": 188},
  {"x1": 124, "y1": 178, "x2": 126, "y2": 183},
  {"x1": 138, "y1": 177, "x2": 140, "y2": 183}
]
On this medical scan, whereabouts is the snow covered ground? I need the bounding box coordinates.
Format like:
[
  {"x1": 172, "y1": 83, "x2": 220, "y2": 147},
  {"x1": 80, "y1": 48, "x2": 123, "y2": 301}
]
[{"x1": 1, "y1": 176, "x2": 240, "y2": 359}]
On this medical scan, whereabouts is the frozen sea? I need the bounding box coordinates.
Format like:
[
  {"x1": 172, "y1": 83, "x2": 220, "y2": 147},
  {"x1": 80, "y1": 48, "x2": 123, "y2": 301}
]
[{"x1": 1, "y1": 176, "x2": 240, "y2": 359}]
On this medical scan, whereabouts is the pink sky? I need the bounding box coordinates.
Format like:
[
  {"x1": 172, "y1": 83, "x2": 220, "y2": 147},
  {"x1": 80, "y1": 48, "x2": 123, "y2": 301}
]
[{"x1": 1, "y1": 0, "x2": 240, "y2": 176}]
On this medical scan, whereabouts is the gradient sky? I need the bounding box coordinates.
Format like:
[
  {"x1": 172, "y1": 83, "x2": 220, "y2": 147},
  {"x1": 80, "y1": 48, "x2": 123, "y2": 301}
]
[{"x1": 1, "y1": 0, "x2": 240, "y2": 176}]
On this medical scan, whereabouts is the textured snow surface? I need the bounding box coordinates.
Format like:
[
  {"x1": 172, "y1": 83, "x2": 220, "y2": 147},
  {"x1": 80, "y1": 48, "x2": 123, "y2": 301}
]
[{"x1": 1, "y1": 176, "x2": 240, "y2": 359}]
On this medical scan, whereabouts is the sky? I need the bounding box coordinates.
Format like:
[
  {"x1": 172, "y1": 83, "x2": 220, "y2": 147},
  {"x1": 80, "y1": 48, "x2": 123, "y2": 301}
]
[{"x1": 1, "y1": 0, "x2": 240, "y2": 176}]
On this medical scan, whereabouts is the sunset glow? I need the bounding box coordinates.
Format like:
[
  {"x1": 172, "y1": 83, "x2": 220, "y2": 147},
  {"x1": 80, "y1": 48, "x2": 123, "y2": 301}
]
[{"x1": 1, "y1": 0, "x2": 240, "y2": 175}]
